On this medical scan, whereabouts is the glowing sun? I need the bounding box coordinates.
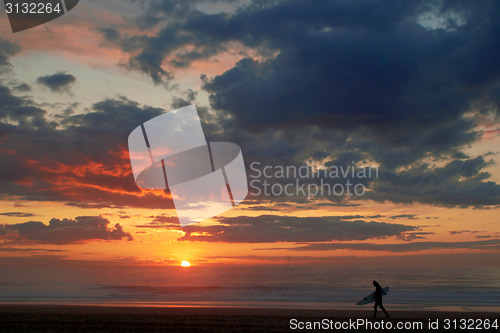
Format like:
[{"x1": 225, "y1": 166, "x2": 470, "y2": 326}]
[{"x1": 181, "y1": 260, "x2": 191, "y2": 267}]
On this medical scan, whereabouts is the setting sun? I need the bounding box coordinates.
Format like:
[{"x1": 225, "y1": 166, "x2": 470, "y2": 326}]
[{"x1": 181, "y1": 261, "x2": 191, "y2": 267}]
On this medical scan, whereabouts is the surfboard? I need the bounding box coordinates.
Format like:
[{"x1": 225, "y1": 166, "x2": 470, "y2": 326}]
[{"x1": 356, "y1": 286, "x2": 390, "y2": 305}]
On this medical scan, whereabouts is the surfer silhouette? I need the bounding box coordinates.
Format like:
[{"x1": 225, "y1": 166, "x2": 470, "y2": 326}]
[{"x1": 373, "y1": 280, "x2": 389, "y2": 318}]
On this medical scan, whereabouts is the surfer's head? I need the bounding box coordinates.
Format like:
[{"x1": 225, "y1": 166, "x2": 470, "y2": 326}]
[{"x1": 373, "y1": 280, "x2": 379, "y2": 287}]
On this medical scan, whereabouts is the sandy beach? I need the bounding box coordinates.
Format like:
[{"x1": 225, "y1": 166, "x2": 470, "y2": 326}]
[{"x1": 0, "y1": 305, "x2": 498, "y2": 332}]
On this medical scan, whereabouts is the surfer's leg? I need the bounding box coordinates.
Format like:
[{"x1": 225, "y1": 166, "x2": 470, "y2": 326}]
[
  {"x1": 380, "y1": 304, "x2": 389, "y2": 318},
  {"x1": 373, "y1": 303, "x2": 378, "y2": 318}
]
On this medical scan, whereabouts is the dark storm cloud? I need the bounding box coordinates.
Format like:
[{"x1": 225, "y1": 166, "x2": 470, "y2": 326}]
[
  {"x1": 94, "y1": 0, "x2": 500, "y2": 207},
  {"x1": 0, "y1": 85, "x2": 47, "y2": 125},
  {"x1": 196, "y1": 0, "x2": 499, "y2": 135},
  {"x1": 175, "y1": 215, "x2": 416, "y2": 243},
  {"x1": 113, "y1": 0, "x2": 500, "y2": 137},
  {"x1": 367, "y1": 156, "x2": 500, "y2": 206},
  {"x1": 244, "y1": 150, "x2": 500, "y2": 207},
  {"x1": 0, "y1": 216, "x2": 133, "y2": 245},
  {"x1": 61, "y1": 96, "x2": 163, "y2": 161},
  {"x1": 0, "y1": 38, "x2": 21, "y2": 71},
  {"x1": 96, "y1": 27, "x2": 148, "y2": 53},
  {"x1": 275, "y1": 239, "x2": 500, "y2": 252},
  {"x1": 36, "y1": 72, "x2": 76, "y2": 93},
  {"x1": 12, "y1": 83, "x2": 31, "y2": 92}
]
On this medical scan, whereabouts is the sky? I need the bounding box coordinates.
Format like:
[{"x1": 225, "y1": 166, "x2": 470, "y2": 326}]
[{"x1": 0, "y1": 0, "x2": 499, "y2": 268}]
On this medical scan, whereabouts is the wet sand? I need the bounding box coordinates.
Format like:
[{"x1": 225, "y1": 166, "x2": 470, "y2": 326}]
[{"x1": 0, "y1": 304, "x2": 498, "y2": 332}]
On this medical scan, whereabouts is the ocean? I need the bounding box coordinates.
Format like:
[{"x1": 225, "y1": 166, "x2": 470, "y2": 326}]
[{"x1": 0, "y1": 264, "x2": 499, "y2": 312}]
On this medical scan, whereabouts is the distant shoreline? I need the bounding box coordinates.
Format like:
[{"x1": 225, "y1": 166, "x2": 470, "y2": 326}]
[
  {"x1": 0, "y1": 301, "x2": 498, "y2": 313},
  {"x1": 0, "y1": 304, "x2": 498, "y2": 332}
]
